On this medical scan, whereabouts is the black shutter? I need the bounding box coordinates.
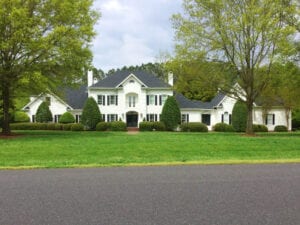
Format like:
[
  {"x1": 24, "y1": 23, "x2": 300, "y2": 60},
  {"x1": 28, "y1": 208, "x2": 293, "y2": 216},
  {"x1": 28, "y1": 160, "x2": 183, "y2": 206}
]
[
  {"x1": 103, "y1": 95, "x2": 105, "y2": 106},
  {"x1": 116, "y1": 114, "x2": 118, "y2": 121},
  {"x1": 116, "y1": 95, "x2": 118, "y2": 105},
  {"x1": 147, "y1": 114, "x2": 149, "y2": 121},
  {"x1": 107, "y1": 96, "x2": 110, "y2": 106},
  {"x1": 229, "y1": 114, "x2": 232, "y2": 124},
  {"x1": 265, "y1": 116, "x2": 268, "y2": 125},
  {"x1": 272, "y1": 114, "x2": 275, "y2": 125},
  {"x1": 159, "y1": 96, "x2": 162, "y2": 105},
  {"x1": 155, "y1": 95, "x2": 157, "y2": 105},
  {"x1": 146, "y1": 95, "x2": 149, "y2": 105},
  {"x1": 187, "y1": 114, "x2": 189, "y2": 123},
  {"x1": 221, "y1": 114, "x2": 224, "y2": 123},
  {"x1": 155, "y1": 114, "x2": 158, "y2": 121}
]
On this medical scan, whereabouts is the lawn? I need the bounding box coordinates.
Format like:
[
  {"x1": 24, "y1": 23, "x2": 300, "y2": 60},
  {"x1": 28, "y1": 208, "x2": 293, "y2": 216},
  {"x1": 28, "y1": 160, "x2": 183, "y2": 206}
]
[{"x1": 0, "y1": 131, "x2": 300, "y2": 169}]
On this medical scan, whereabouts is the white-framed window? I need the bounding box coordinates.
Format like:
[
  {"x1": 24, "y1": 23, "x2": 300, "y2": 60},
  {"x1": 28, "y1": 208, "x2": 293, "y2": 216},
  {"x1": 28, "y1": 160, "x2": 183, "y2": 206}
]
[
  {"x1": 54, "y1": 114, "x2": 61, "y2": 123},
  {"x1": 107, "y1": 95, "x2": 118, "y2": 105},
  {"x1": 147, "y1": 95, "x2": 157, "y2": 105},
  {"x1": 181, "y1": 114, "x2": 189, "y2": 123},
  {"x1": 222, "y1": 112, "x2": 232, "y2": 124},
  {"x1": 128, "y1": 95, "x2": 136, "y2": 107},
  {"x1": 75, "y1": 115, "x2": 81, "y2": 123},
  {"x1": 265, "y1": 114, "x2": 275, "y2": 125},
  {"x1": 146, "y1": 114, "x2": 158, "y2": 122},
  {"x1": 202, "y1": 114, "x2": 211, "y2": 126},
  {"x1": 45, "y1": 96, "x2": 51, "y2": 106},
  {"x1": 101, "y1": 114, "x2": 106, "y2": 122},
  {"x1": 160, "y1": 95, "x2": 168, "y2": 105},
  {"x1": 107, "y1": 114, "x2": 118, "y2": 122},
  {"x1": 97, "y1": 95, "x2": 105, "y2": 105}
]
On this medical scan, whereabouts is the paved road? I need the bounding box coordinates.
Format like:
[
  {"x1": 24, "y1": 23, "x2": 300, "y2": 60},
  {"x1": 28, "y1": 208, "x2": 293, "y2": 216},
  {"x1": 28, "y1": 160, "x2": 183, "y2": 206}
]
[{"x1": 0, "y1": 164, "x2": 299, "y2": 225}]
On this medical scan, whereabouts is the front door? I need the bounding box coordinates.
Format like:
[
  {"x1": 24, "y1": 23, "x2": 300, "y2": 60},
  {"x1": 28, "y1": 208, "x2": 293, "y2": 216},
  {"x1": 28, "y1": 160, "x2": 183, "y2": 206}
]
[{"x1": 126, "y1": 112, "x2": 138, "y2": 127}]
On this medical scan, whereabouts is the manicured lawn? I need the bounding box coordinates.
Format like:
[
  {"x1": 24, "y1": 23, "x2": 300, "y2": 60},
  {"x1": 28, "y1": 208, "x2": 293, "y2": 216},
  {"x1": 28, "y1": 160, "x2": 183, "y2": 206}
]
[{"x1": 0, "y1": 131, "x2": 300, "y2": 169}]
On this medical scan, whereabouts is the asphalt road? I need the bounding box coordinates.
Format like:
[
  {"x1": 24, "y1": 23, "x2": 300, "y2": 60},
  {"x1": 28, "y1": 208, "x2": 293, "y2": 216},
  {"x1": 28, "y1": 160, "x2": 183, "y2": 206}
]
[{"x1": 0, "y1": 164, "x2": 299, "y2": 225}]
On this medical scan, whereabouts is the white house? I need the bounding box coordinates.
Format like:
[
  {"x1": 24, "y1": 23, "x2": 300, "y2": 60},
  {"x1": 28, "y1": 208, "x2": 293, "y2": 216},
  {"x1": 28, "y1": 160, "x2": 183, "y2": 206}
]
[{"x1": 22, "y1": 70, "x2": 291, "y2": 131}]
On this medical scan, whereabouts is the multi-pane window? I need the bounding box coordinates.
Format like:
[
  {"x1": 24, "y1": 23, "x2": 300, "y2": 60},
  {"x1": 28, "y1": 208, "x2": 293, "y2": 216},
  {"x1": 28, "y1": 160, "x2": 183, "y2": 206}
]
[
  {"x1": 97, "y1": 95, "x2": 105, "y2": 105},
  {"x1": 107, "y1": 95, "x2": 118, "y2": 105},
  {"x1": 75, "y1": 115, "x2": 81, "y2": 123},
  {"x1": 222, "y1": 112, "x2": 232, "y2": 124},
  {"x1": 147, "y1": 95, "x2": 157, "y2": 105},
  {"x1": 265, "y1": 114, "x2": 275, "y2": 125},
  {"x1": 54, "y1": 115, "x2": 61, "y2": 123},
  {"x1": 181, "y1": 114, "x2": 189, "y2": 123},
  {"x1": 107, "y1": 114, "x2": 118, "y2": 122},
  {"x1": 160, "y1": 95, "x2": 168, "y2": 105},
  {"x1": 101, "y1": 114, "x2": 106, "y2": 122},
  {"x1": 146, "y1": 114, "x2": 158, "y2": 122},
  {"x1": 202, "y1": 114, "x2": 211, "y2": 126},
  {"x1": 128, "y1": 96, "x2": 136, "y2": 107}
]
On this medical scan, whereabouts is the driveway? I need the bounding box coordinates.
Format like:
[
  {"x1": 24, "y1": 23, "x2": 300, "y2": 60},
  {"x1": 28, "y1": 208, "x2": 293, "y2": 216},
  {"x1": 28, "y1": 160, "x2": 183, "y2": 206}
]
[{"x1": 0, "y1": 164, "x2": 299, "y2": 225}]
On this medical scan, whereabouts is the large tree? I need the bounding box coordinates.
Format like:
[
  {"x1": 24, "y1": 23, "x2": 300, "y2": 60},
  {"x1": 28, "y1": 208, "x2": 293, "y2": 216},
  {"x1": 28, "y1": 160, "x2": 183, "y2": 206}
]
[
  {"x1": 0, "y1": 0, "x2": 99, "y2": 135},
  {"x1": 172, "y1": 0, "x2": 298, "y2": 134}
]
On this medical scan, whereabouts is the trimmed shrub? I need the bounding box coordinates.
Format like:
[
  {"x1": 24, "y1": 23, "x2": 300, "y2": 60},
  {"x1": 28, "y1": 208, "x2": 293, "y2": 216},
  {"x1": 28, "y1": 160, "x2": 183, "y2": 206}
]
[
  {"x1": 180, "y1": 122, "x2": 208, "y2": 132},
  {"x1": 58, "y1": 112, "x2": 75, "y2": 124},
  {"x1": 71, "y1": 123, "x2": 84, "y2": 131},
  {"x1": 46, "y1": 123, "x2": 56, "y2": 130},
  {"x1": 139, "y1": 122, "x2": 153, "y2": 131},
  {"x1": 232, "y1": 101, "x2": 247, "y2": 132},
  {"x1": 62, "y1": 123, "x2": 73, "y2": 131},
  {"x1": 213, "y1": 123, "x2": 235, "y2": 132},
  {"x1": 13, "y1": 111, "x2": 30, "y2": 123},
  {"x1": 110, "y1": 121, "x2": 127, "y2": 131},
  {"x1": 253, "y1": 124, "x2": 268, "y2": 132},
  {"x1": 10, "y1": 123, "x2": 47, "y2": 130},
  {"x1": 81, "y1": 97, "x2": 102, "y2": 130},
  {"x1": 160, "y1": 96, "x2": 181, "y2": 131},
  {"x1": 36, "y1": 102, "x2": 53, "y2": 123},
  {"x1": 152, "y1": 122, "x2": 166, "y2": 131},
  {"x1": 55, "y1": 123, "x2": 63, "y2": 130},
  {"x1": 96, "y1": 122, "x2": 110, "y2": 131},
  {"x1": 274, "y1": 125, "x2": 288, "y2": 132}
]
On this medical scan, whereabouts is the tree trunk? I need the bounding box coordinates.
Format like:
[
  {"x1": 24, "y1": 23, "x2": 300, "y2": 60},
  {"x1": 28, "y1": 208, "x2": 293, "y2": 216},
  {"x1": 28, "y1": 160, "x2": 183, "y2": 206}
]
[
  {"x1": 246, "y1": 102, "x2": 254, "y2": 135},
  {"x1": 1, "y1": 84, "x2": 11, "y2": 135},
  {"x1": 285, "y1": 108, "x2": 290, "y2": 131}
]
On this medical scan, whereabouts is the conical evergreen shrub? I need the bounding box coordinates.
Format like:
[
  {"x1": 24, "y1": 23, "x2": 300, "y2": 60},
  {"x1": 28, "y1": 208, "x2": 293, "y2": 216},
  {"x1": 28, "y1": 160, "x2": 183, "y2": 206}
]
[
  {"x1": 36, "y1": 102, "x2": 53, "y2": 123},
  {"x1": 81, "y1": 97, "x2": 102, "y2": 130},
  {"x1": 160, "y1": 96, "x2": 181, "y2": 131}
]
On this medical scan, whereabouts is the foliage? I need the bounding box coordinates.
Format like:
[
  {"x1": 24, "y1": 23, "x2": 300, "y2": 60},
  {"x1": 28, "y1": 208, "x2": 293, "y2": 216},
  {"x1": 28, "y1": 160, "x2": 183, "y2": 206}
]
[
  {"x1": 13, "y1": 111, "x2": 30, "y2": 123},
  {"x1": 55, "y1": 124, "x2": 63, "y2": 130},
  {"x1": 172, "y1": 0, "x2": 298, "y2": 134},
  {"x1": 96, "y1": 122, "x2": 110, "y2": 131},
  {"x1": 109, "y1": 121, "x2": 127, "y2": 131},
  {"x1": 0, "y1": 0, "x2": 99, "y2": 135},
  {"x1": 232, "y1": 101, "x2": 247, "y2": 132},
  {"x1": 253, "y1": 124, "x2": 268, "y2": 133},
  {"x1": 139, "y1": 122, "x2": 166, "y2": 131},
  {"x1": 62, "y1": 124, "x2": 73, "y2": 131},
  {"x1": 59, "y1": 112, "x2": 75, "y2": 124},
  {"x1": 81, "y1": 97, "x2": 102, "y2": 130},
  {"x1": 160, "y1": 96, "x2": 181, "y2": 131},
  {"x1": 213, "y1": 123, "x2": 235, "y2": 132},
  {"x1": 10, "y1": 123, "x2": 48, "y2": 130},
  {"x1": 292, "y1": 109, "x2": 300, "y2": 130},
  {"x1": 180, "y1": 122, "x2": 208, "y2": 132},
  {"x1": 274, "y1": 125, "x2": 288, "y2": 132},
  {"x1": 71, "y1": 123, "x2": 84, "y2": 131},
  {"x1": 35, "y1": 102, "x2": 53, "y2": 123},
  {"x1": 46, "y1": 123, "x2": 56, "y2": 130}
]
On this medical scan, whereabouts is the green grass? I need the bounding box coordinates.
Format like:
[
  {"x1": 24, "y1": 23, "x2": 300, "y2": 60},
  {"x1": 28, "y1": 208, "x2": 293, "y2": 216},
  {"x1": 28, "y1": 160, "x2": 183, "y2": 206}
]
[{"x1": 0, "y1": 131, "x2": 300, "y2": 169}]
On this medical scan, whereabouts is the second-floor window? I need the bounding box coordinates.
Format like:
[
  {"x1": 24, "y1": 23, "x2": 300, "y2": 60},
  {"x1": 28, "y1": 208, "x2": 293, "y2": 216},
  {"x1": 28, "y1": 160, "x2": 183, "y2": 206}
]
[
  {"x1": 147, "y1": 95, "x2": 157, "y2": 105},
  {"x1": 107, "y1": 95, "x2": 118, "y2": 106},
  {"x1": 128, "y1": 96, "x2": 136, "y2": 107},
  {"x1": 97, "y1": 95, "x2": 105, "y2": 105},
  {"x1": 160, "y1": 95, "x2": 168, "y2": 105}
]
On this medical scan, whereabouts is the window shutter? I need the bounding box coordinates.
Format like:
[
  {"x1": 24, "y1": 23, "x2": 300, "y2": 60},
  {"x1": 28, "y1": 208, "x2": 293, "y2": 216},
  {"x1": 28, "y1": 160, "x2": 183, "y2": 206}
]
[
  {"x1": 107, "y1": 96, "x2": 110, "y2": 106},
  {"x1": 146, "y1": 95, "x2": 149, "y2": 105},
  {"x1": 147, "y1": 114, "x2": 149, "y2": 121},
  {"x1": 265, "y1": 116, "x2": 268, "y2": 125},
  {"x1": 155, "y1": 95, "x2": 158, "y2": 105},
  {"x1": 221, "y1": 114, "x2": 224, "y2": 123},
  {"x1": 272, "y1": 114, "x2": 275, "y2": 125},
  {"x1": 159, "y1": 96, "x2": 162, "y2": 105},
  {"x1": 229, "y1": 114, "x2": 232, "y2": 124},
  {"x1": 116, "y1": 95, "x2": 118, "y2": 105},
  {"x1": 116, "y1": 114, "x2": 118, "y2": 121},
  {"x1": 103, "y1": 95, "x2": 105, "y2": 106},
  {"x1": 187, "y1": 114, "x2": 189, "y2": 123},
  {"x1": 155, "y1": 114, "x2": 158, "y2": 121}
]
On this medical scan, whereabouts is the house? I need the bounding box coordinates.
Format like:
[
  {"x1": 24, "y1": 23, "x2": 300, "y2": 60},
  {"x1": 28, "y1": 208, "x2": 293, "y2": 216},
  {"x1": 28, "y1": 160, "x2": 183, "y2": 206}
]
[{"x1": 22, "y1": 70, "x2": 291, "y2": 131}]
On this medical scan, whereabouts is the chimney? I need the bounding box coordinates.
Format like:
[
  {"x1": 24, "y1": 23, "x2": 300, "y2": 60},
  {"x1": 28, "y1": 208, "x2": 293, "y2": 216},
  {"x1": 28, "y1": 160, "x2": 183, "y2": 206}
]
[
  {"x1": 87, "y1": 70, "x2": 93, "y2": 87},
  {"x1": 168, "y1": 71, "x2": 174, "y2": 86}
]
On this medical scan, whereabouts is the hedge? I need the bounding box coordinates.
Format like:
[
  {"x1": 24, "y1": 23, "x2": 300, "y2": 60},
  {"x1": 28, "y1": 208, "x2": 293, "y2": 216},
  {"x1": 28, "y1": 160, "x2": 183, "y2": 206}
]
[
  {"x1": 71, "y1": 123, "x2": 84, "y2": 131},
  {"x1": 213, "y1": 123, "x2": 235, "y2": 132},
  {"x1": 253, "y1": 124, "x2": 268, "y2": 132},
  {"x1": 274, "y1": 125, "x2": 288, "y2": 132},
  {"x1": 10, "y1": 123, "x2": 48, "y2": 130},
  {"x1": 139, "y1": 122, "x2": 165, "y2": 131},
  {"x1": 180, "y1": 122, "x2": 208, "y2": 132},
  {"x1": 110, "y1": 121, "x2": 127, "y2": 131},
  {"x1": 96, "y1": 122, "x2": 110, "y2": 131}
]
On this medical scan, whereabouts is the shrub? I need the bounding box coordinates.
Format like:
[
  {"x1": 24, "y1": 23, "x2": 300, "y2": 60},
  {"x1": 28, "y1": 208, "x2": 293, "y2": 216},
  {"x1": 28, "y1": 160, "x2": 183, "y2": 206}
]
[
  {"x1": 180, "y1": 122, "x2": 208, "y2": 132},
  {"x1": 46, "y1": 123, "x2": 56, "y2": 130},
  {"x1": 232, "y1": 101, "x2": 247, "y2": 132},
  {"x1": 139, "y1": 122, "x2": 153, "y2": 131},
  {"x1": 55, "y1": 123, "x2": 63, "y2": 130},
  {"x1": 110, "y1": 121, "x2": 127, "y2": 131},
  {"x1": 58, "y1": 112, "x2": 75, "y2": 124},
  {"x1": 81, "y1": 97, "x2": 102, "y2": 130},
  {"x1": 160, "y1": 96, "x2": 181, "y2": 131},
  {"x1": 71, "y1": 123, "x2": 84, "y2": 131},
  {"x1": 152, "y1": 122, "x2": 166, "y2": 131},
  {"x1": 253, "y1": 124, "x2": 268, "y2": 132},
  {"x1": 36, "y1": 102, "x2": 53, "y2": 123},
  {"x1": 96, "y1": 122, "x2": 110, "y2": 131},
  {"x1": 274, "y1": 125, "x2": 288, "y2": 132},
  {"x1": 10, "y1": 123, "x2": 47, "y2": 130},
  {"x1": 13, "y1": 111, "x2": 30, "y2": 123},
  {"x1": 62, "y1": 123, "x2": 73, "y2": 131},
  {"x1": 213, "y1": 123, "x2": 235, "y2": 132}
]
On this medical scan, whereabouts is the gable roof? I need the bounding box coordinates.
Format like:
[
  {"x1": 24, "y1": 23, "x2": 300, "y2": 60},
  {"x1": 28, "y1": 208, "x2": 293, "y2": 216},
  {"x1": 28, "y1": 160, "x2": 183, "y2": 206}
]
[
  {"x1": 63, "y1": 85, "x2": 88, "y2": 109},
  {"x1": 91, "y1": 70, "x2": 171, "y2": 88}
]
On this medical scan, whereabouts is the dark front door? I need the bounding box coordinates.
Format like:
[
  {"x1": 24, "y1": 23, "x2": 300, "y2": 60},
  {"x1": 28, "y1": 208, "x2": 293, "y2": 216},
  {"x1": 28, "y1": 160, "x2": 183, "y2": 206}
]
[{"x1": 127, "y1": 114, "x2": 138, "y2": 127}]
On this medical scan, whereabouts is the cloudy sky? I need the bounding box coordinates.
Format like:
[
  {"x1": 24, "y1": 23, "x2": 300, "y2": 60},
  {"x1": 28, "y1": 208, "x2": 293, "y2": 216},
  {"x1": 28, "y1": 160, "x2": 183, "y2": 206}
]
[{"x1": 92, "y1": 0, "x2": 182, "y2": 72}]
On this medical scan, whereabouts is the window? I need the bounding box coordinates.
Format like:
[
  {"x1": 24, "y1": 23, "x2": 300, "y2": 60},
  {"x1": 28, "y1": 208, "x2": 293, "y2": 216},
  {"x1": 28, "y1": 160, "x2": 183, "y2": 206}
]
[
  {"x1": 129, "y1": 80, "x2": 135, "y2": 83},
  {"x1": 202, "y1": 114, "x2": 211, "y2": 126},
  {"x1": 107, "y1": 114, "x2": 118, "y2": 122},
  {"x1": 97, "y1": 95, "x2": 105, "y2": 105},
  {"x1": 147, "y1": 95, "x2": 157, "y2": 105},
  {"x1": 45, "y1": 96, "x2": 51, "y2": 106},
  {"x1": 222, "y1": 112, "x2": 231, "y2": 124},
  {"x1": 265, "y1": 114, "x2": 275, "y2": 125},
  {"x1": 75, "y1": 115, "x2": 81, "y2": 123},
  {"x1": 146, "y1": 114, "x2": 158, "y2": 122},
  {"x1": 54, "y1": 115, "x2": 61, "y2": 123},
  {"x1": 107, "y1": 95, "x2": 118, "y2": 106},
  {"x1": 32, "y1": 115, "x2": 35, "y2": 123},
  {"x1": 128, "y1": 96, "x2": 136, "y2": 107},
  {"x1": 160, "y1": 95, "x2": 168, "y2": 105},
  {"x1": 181, "y1": 114, "x2": 189, "y2": 123},
  {"x1": 101, "y1": 114, "x2": 106, "y2": 122}
]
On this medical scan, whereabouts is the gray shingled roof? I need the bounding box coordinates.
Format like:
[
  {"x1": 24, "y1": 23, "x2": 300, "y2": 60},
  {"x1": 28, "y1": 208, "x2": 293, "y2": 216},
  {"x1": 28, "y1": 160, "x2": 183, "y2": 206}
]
[
  {"x1": 91, "y1": 70, "x2": 171, "y2": 88},
  {"x1": 175, "y1": 92, "x2": 226, "y2": 109},
  {"x1": 64, "y1": 85, "x2": 88, "y2": 109}
]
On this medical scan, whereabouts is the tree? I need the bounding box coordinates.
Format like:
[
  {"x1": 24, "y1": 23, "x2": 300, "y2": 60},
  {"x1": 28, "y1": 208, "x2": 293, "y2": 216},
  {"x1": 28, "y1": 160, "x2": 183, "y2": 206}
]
[
  {"x1": 81, "y1": 97, "x2": 101, "y2": 130},
  {"x1": 160, "y1": 96, "x2": 181, "y2": 131},
  {"x1": 58, "y1": 112, "x2": 75, "y2": 124},
  {"x1": 172, "y1": 0, "x2": 298, "y2": 134},
  {"x1": 0, "y1": 0, "x2": 99, "y2": 135},
  {"x1": 232, "y1": 101, "x2": 247, "y2": 132},
  {"x1": 36, "y1": 102, "x2": 53, "y2": 123}
]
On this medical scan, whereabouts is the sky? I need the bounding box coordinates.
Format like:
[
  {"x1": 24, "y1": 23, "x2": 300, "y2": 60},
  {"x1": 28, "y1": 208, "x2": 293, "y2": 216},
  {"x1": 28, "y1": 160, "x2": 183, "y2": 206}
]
[{"x1": 91, "y1": 0, "x2": 183, "y2": 72}]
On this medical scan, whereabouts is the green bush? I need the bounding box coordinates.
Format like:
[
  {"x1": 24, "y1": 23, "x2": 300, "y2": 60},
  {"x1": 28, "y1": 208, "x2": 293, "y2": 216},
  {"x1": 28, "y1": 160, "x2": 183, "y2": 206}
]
[
  {"x1": 46, "y1": 123, "x2": 56, "y2": 130},
  {"x1": 232, "y1": 101, "x2": 247, "y2": 132},
  {"x1": 152, "y1": 122, "x2": 166, "y2": 131},
  {"x1": 10, "y1": 123, "x2": 47, "y2": 130},
  {"x1": 62, "y1": 123, "x2": 73, "y2": 131},
  {"x1": 160, "y1": 96, "x2": 181, "y2": 131},
  {"x1": 180, "y1": 122, "x2": 208, "y2": 132},
  {"x1": 139, "y1": 122, "x2": 165, "y2": 131},
  {"x1": 71, "y1": 123, "x2": 84, "y2": 131},
  {"x1": 110, "y1": 121, "x2": 127, "y2": 131},
  {"x1": 55, "y1": 123, "x2": 63, "y2": 130},
  {"x1": 36, "y1": 102, "x2": 53, "y2": 123},
  {"x1": 96, "y1": 122, "x2": 110, "y2": 131},
  {"x1": 58, "y1": 112, "x2": 75, "y2": 124},
  {"x1": 253, "y1": 124, "x2": 268, "y2": 132},
  {"x1": 13, "y1": 111, "x2": 30, "y2": 123},
  {"x1": 213, "y1": 123, "x2": 235, "y2": 132},
  {"x1": 274, "y1": 125, "x2": 288, "y2": 132},
  {"x1": 81, "y1": 97, "x2": 102, "y2": 130}
]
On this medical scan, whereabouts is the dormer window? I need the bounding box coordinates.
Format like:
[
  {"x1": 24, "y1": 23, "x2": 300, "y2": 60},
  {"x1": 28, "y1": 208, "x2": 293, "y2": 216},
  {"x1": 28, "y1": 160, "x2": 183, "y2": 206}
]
[{"x1": 129, "y1": 80, "x2": 135, "y2": 83}]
